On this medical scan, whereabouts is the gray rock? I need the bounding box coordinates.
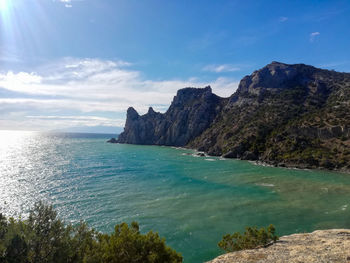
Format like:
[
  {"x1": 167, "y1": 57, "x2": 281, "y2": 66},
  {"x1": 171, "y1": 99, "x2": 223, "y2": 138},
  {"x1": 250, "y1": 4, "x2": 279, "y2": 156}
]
[
  {"x1": 117, "y1": 86, "x2": 226, "y2": 146},
  {"x1": 222, "y1": 151, "x2": 236, "y2": 158},
  {"x1": 107, "y1": 138, "x2": 118, "y2": 143},
  {"x1": 241, "y1": 151, "x2": 258, "y2": 160}
]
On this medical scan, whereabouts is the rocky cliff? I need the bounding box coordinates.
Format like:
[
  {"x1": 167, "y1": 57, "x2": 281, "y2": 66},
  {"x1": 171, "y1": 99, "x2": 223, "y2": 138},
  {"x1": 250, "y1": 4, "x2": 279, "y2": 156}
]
[
  {"x1": 117, "y1": 86, "x2": 226, "y2": 146},
  {"x1": 115, "y1": 62, "x2": 350, "y2": 171},
  {"x1": 207, "y1": 229, "x2": 350, "y2": 263},
  {"x1": 189, "y1": 62, "x2": 350, "y2": 170}
]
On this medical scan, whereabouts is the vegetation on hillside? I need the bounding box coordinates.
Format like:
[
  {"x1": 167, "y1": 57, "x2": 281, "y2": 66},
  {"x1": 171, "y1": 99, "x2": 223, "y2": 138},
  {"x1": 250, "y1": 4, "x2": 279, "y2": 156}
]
[
  {"x1": 189, "y1": 63, "x2": 350, "y2": 171},
  {"x1": 0, "y1": 202, "x2": 182, "y2": 263},
  {"x1": 218, "y1": 225, "x2": 279, "y2": 253}
]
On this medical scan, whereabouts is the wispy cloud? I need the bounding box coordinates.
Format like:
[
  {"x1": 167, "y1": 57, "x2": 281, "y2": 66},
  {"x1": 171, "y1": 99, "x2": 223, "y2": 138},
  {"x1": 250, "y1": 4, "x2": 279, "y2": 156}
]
[
  {"x1": 317, "y1": 61, "x2": 350, "y2": 72},
  {"x1": 25, "y1": 115, "x2": 124, "y2": 128},
  {"x1": 310, "y1": 32, "x2": 320, "y2": 42},
  {"x1": 59, "y1": 0, "x2": 79, "y2": 8},
  {"x1": 0, "y1": 58, "x2": 239, "y2": 131},
  {"x1": 203, "y1": 64, "x2": 241, "y2": 73},
  {"x1": 0, "y1": 46, "x2": 24, "y2": 63},
  {"x1": 279, "y1": 16, "x2": 288, "y2": 22},
  {"x1": 303, "y1": 9, "x2": 345, "y2": 23}
]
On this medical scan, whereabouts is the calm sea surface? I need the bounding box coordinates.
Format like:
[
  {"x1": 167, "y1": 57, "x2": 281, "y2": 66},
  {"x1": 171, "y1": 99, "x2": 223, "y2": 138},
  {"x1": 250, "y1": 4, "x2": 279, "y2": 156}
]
[{"x1": 1, "y1": 130, "x2": 350, "y2": 262}]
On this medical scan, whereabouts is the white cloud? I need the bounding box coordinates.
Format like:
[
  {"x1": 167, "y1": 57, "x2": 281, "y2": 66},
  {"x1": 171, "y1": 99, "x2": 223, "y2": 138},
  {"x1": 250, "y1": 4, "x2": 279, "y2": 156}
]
[
  {"x1": 0, "y1": 98, "x2": 148, "y2": 114},
  {"x1": 310, "y1": 32, "x2": 320, "y2": 42},
  {"x1": 203, "y1": 64, "x2": 241, "y2": 73},
  {"x1": 0, "y1": 71, "x2": 42, "y2": 87},
  {"x1": 0, "y1": 58, "x2": 239, "y2": 131},
  {"x1": 59, "y1": 0, "x2": 77, "y2": 8},
  {"x1": 26, "y1": 115, "x2": 124, "y2": 127}
]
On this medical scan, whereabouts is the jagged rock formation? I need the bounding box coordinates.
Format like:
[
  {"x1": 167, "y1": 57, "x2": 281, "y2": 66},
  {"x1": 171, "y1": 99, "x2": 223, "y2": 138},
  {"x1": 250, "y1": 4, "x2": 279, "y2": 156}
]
[
  {"x1": 189, "y1": 62, "x2": 350, "y2": 170},
  {"x1": 117, "y1": 86, "x2": 226, "y2": 146},
  {"x1": 116, "y1": 62, "x2": 350, "y2": 171},
  {"x1": 207, "y1": 229, "x2": 350, "y2": 263}
]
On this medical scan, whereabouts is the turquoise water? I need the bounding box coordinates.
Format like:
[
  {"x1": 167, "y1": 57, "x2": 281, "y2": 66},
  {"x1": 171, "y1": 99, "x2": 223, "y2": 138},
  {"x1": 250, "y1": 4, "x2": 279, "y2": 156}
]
[{"x1": 1, "y1": 131, "x2": 350, "y2": 262}]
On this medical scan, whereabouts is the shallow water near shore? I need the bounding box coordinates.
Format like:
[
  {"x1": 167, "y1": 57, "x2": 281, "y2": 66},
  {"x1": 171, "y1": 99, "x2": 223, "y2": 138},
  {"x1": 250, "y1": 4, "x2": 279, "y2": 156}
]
[{"x1": 1, "y1": 130, "x2": 350, "y2": 262}]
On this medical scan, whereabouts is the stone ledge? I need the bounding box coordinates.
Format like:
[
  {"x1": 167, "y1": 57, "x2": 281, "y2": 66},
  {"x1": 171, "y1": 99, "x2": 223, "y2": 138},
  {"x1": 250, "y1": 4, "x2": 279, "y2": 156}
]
[{"x1": 207, "y1": 229, "x2": 350, "y2": 263}]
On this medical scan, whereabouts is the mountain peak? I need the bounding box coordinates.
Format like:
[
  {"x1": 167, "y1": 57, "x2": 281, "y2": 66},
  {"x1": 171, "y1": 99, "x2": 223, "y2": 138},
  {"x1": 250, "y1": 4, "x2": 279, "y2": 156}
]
[
  {"x1": 235, "y1": 62, "x2": 316, "y2": 96},
  {"x1": 147, "y1": 107, "x2": 156, "y2": 114},
  {"x1": 176, "y1": 85, "x2": 212, "y2": 97},
  {"x1": 118, "y1": 86, "x2": 225, "y2": 146},
  {"x1": 269, "y1": 61, "x2": 287, "y2": 66},
  {"x1": 126, "y1": 107, "x2": 139, "y2": 120}
]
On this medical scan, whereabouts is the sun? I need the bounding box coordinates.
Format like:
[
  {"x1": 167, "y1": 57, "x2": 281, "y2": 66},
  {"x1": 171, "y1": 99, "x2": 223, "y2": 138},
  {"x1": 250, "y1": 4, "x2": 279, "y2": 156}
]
[{"x1": 0, "y1": 0, "x2": 8, "y2": 11}]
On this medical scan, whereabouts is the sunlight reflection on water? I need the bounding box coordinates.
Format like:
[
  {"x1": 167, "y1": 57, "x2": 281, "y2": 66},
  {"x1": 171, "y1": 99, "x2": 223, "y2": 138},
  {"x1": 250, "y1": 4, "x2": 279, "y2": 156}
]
[
  {"x1": 0, "y1": 131, "x2": 67, "y2": 217},
  {"x1": 1, "y1": 130, "x2": 350, "y2": 263}
]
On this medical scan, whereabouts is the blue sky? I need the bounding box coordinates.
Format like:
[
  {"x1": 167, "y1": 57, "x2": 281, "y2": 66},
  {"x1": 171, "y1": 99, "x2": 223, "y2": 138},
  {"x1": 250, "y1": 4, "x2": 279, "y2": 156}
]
[{"x1": 0, "y1": 0, "x2": 349, "y2": 133}]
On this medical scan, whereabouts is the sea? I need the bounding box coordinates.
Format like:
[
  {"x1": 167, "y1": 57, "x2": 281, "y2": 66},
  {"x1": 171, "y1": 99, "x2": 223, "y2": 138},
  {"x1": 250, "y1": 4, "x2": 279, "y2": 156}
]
[{"x1": 1, "y1": 130, "x2": 350, "y2": 262}]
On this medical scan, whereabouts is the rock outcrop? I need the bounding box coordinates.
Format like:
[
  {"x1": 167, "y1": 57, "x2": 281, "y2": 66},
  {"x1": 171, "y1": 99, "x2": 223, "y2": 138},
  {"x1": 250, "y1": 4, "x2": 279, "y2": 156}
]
[
  {"x1": 207, "y1": 229, "x2": 350, "y2": 263},
  {"x1": 107, "y1": 138, "x2": 118, "y2": 143},
  {"x1": 116, "y1": 62, "x2": 350, "y2": 171},
  {"x1": 117, "y1": 86, "x2": 226, "y2": 146},
  {"x1": 189, "y1": 62, "x2": 350, "y2": 171}
]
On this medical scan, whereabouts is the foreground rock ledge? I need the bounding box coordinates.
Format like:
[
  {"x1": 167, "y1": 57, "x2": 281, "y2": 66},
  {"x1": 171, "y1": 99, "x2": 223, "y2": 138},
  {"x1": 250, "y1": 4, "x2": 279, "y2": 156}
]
[{"x1": 207, "y1": 229, "x2": 350, "y2": 263}]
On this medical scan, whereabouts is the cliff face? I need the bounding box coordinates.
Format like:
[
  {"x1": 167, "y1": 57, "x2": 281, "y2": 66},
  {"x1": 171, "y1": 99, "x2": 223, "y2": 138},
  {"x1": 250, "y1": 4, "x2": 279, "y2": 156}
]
[
  {"x1": 116, "y1": 62, "x2": 350, "y2": 171},
  {"x1": 189, "y1": 62, "x2": 350, "y2": 170},
  {"x1": 207, "y1": 229, "x2": 350, "y2": 263},
  {"x1": 117, "y1": 86, "x2": 226, "y2": 146}
]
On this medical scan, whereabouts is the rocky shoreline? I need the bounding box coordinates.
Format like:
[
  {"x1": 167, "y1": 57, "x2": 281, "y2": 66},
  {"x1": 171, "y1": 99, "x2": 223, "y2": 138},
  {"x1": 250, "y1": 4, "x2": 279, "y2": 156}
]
[
  {"x1": 250, "y1": 159, "x2": 350, "y2": 174},
  {"x1": 107, "y1": 139, "x2": 350, "y2": 173},
  {"x1": 207, "y1": 229, "x2": 350, "y2": 263}
]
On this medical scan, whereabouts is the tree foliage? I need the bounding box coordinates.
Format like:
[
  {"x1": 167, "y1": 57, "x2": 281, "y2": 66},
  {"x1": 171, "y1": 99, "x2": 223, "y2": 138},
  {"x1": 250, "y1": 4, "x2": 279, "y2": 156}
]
[
  {"x1": 0, "y1": 202, "x2": 182, "y2": 263},
  {"x1": 218, "y1": 224, "x2": 278, "y2": 253}
]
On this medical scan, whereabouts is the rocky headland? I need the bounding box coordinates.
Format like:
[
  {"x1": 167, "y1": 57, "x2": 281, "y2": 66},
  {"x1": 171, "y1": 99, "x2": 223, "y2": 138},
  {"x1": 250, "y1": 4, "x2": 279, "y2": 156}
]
[
  {"x1": 207, "y1": 229, "x2": 350, "y2": 263},
  {"x1": 117, "y1": 86, "x2": 226, "y2": 146},
  {"x1": 114, "y1": 62, "x2": 350, "y2": 172}
]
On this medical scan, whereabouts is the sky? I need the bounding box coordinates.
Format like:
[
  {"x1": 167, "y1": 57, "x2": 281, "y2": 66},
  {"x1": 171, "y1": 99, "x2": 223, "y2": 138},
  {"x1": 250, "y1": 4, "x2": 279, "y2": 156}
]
[{"x1": 0, "y1": 0, "x2": 350, "y2": 133}]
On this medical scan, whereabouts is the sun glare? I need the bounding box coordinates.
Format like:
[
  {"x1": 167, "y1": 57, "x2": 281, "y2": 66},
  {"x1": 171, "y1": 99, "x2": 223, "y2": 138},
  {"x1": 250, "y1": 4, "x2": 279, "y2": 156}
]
[{"x1": 0, "y1": 0, "x2": 7, "y2": 11}]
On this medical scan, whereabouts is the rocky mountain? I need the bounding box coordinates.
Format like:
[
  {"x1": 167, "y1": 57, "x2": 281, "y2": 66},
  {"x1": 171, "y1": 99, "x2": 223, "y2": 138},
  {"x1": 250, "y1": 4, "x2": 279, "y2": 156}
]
[{"x1": 115, "y1": 62, "x2": 350, "y2": 171}]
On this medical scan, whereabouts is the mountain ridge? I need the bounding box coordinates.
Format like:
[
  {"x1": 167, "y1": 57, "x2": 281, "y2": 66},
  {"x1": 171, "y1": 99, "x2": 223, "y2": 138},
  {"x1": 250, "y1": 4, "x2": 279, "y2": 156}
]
[
  {"x1": 117, "y1": 86, "x2": 227, "y2": 146},
  {"x1": 115, "y1": 62, "x2": 350, "y2": 172}
]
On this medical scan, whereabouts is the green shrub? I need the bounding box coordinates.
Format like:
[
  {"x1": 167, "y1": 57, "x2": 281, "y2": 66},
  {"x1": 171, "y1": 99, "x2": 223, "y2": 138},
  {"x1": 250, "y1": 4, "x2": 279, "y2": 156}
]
[
  {"x1": 0, "y1": 202, "x2": 182, "y2": 263},
  {"x1": 218, "y1": 224, "x2": 278, "y2": 253}
]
